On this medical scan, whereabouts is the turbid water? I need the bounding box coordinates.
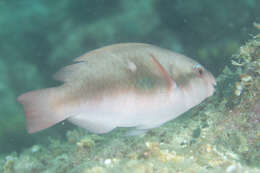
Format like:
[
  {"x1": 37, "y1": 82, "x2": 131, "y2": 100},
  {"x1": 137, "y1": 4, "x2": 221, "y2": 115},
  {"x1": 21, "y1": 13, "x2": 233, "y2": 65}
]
[{"x1": 0, "y1": 1, "x2": 260, "y2": 172}]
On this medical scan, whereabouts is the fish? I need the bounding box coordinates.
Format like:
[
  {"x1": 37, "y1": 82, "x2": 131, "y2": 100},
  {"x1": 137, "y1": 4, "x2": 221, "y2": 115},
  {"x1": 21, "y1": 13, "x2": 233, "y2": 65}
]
[{"x1": 17, "y1": 43, "x2": 216, "y2": 134}]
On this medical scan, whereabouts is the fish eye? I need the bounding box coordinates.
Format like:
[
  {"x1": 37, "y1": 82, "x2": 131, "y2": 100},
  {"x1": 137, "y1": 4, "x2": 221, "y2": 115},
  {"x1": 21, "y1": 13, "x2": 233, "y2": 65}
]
[{"x1": 193, "y1": 64, "x2": 204, "y2": 76}]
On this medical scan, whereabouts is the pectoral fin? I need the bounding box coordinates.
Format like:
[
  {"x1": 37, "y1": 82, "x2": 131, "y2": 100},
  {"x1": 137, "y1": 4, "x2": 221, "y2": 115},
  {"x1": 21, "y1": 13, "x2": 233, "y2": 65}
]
[{"x1": 150, "y1": 54, "x2": 175, "y2": 91}]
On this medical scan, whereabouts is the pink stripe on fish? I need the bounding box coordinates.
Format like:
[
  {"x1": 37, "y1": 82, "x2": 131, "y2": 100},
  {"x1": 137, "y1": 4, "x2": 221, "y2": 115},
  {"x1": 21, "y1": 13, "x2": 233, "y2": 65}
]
[{"x1": 150, "y1": 54, "x2": 175, "y2": 92}]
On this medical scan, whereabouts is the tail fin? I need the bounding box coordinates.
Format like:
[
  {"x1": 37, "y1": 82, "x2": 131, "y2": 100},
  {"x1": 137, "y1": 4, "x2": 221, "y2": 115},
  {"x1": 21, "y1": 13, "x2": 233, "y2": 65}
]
[{"x1": 17, "y1": 87, "x2": 70, "y2": 133}]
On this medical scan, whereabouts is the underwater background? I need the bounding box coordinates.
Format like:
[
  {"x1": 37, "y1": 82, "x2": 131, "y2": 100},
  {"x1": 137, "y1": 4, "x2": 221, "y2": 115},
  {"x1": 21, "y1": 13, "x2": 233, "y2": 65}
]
[{"x1": 0, "y1": 0, "x2": 260, "y2": 172}]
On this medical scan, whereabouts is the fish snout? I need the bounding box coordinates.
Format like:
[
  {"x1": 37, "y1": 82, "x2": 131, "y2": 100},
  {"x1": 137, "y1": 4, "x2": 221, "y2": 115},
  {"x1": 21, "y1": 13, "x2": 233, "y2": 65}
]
[
  {"x1": 205, "y1": 71, "x2": 216, "y2": 96},
  {"x1": 208, "y1": 72, "x2": 216, "y2": 86}
]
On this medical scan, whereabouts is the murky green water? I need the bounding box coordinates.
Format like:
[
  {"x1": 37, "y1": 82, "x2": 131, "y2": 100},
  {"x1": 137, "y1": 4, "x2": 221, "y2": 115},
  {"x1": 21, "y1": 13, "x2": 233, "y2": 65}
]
[{"x1": 0, "y1": 1, "x2": 259, "y2": 172}]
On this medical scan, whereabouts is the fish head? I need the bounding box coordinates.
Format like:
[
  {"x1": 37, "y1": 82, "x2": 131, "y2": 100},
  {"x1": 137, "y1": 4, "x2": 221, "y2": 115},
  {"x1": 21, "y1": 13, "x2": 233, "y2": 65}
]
[{"x1": 170, "y1": 56, "x2": 216, "y2": 108}]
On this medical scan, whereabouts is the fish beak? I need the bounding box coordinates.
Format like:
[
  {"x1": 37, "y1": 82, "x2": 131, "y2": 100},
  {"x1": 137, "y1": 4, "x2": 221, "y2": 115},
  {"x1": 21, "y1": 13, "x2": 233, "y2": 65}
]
[
  {"x1": 206, "y1": 71, "x2": 216, "y2": 96},
  {"x1": 207, "y1": 71, "x2": 216, "y2": 86},
  {"x1": 211, "y1": 75, "x2": 217, "y2": 87}
]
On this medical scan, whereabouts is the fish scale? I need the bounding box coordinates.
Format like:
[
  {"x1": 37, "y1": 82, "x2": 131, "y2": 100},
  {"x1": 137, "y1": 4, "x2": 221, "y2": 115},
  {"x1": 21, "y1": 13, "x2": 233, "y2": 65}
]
[{"x1": 17, "y1": 43, "x2": 216, "y2": 134}]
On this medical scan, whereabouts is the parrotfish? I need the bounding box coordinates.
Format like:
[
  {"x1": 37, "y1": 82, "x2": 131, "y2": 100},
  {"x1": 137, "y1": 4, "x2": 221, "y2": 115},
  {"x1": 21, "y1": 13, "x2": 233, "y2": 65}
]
[{"x1": 17, "y1": 43, "x2": 216, "y2": 134}]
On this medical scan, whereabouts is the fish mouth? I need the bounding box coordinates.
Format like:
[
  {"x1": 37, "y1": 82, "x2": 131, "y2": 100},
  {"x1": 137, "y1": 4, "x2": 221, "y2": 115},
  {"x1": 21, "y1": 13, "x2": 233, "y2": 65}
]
[
  {"x1": 211, "y1": 76, "x2": 217, "y2": 87},
  {"x1": 204, "y1": 71, "x2": 216, "y2": 96},
  {"x1": 207, "y1": 71, "x2": 216, "y2": 86},
  {"x1": 208, "y1": 73, "x2": 216, "y2": 96}
]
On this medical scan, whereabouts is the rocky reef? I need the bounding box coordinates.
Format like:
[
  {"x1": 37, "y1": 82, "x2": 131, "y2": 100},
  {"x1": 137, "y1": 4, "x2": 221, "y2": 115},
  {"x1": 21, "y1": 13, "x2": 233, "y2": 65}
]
[{"x1": 1, "y1": 31, "x2": 259, "y2": 173}]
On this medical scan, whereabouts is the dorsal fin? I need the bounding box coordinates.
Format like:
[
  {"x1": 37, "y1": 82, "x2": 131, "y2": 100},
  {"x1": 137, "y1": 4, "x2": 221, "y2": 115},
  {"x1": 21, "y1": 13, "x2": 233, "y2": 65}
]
[
  {"x1": 74, "y1": 43, "x2": 151, "y2": 62},
  {"x1": 53, "y1": 43, "x2": 153, "y2": 82},
  {"x1": 53, "y1": 62, "x2": 86, "y2": 82}
]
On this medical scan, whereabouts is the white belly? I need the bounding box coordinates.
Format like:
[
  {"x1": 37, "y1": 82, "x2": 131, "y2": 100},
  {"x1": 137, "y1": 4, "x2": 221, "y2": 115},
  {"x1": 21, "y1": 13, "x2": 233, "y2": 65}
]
[{"x1": 68, "y1": 89, "x2": 188, "y2": 134}]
